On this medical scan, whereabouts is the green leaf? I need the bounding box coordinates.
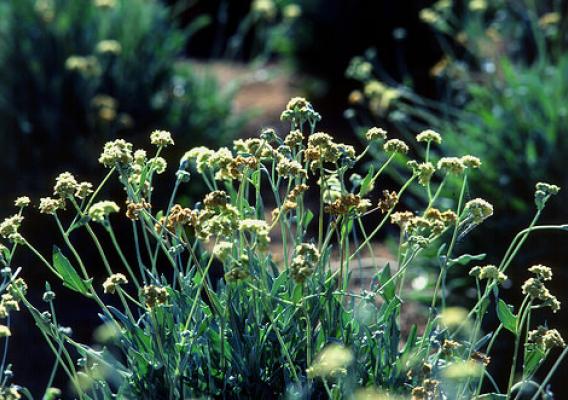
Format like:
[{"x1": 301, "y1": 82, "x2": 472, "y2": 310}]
[
  {"x1": 303, "y1": 210, "x2": 314, "y2": 229},
  {"x1": 52, "y1": 246, "x2": 91, "y2": 297},
  {"x1": 496, "y1": 299, "x2": 517, "y2": 335},
  {"x1": 359, "y1": 166, "x2": 375, "y2": 196},
  {"x1": 523, "y1": 344, "x2": 546, "y2": 377},
  {"x1": 271, "y1": 271, "x2": 288, "y2": 297},
  {"x1": 448, "y1": 253, "x2": 487, "y2": 268},
  {"x1": 376, "y1": 263, "x2": 395, "y2": 302}
]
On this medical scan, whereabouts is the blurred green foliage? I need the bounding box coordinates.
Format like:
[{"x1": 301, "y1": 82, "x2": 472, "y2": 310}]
[
  {"x1": 0, "y1": 0, "x2": 242, "y2": 190},
  {"x1": 346, "y1": 0, "x2": 568, "y2": 217}
]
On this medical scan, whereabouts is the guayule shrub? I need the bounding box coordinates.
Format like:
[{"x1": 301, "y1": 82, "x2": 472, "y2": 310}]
[{"x1": 0, "y1": 101, "x2": 567, "y2": 398}]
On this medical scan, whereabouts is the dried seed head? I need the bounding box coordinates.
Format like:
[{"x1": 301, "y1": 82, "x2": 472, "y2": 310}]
[
  {"x1": 103, "y1": 273, "x2": 128, "y2": 294},
  {"x1": 464, "y1": 198, "x2": 493, "y2": 223},
  {"x1": 53, "y1": 172, "x2": 78, "y2": 198},
  {"x1": 384, "y1": 139, "x2": 409, "y2": 154},
  {"x1": 99, "y1": 139, "x2": 133, "y2": 168},
  {"x1": 437, "y1": 157, "x2": 465, "y2": 175},
  {"x1": 528, "y1": 264, "x2": 553, "y2": 281},
  {"x1": 150, "y1": 130, "x2": 174, "y2": 147},
  {"x1": 461, "y1": 155, "x2": 481, "y2": 169},
  {"x1": 75, "y1": 182, "x2": 94, "y2": 199},
  {"x1": 365, "y1": 127, "x2": 388, "y2": 141},
  {"x1": 416, "y1": 129, "x2": 442, "y2": 144},
  {"x1": 88, "y1": 201, "x2": 120, "y2": 222},
  {"x1": 14, "y1": 196, "x2": 31, "y2": 208},
  {"x1": 142, "y1": 285, "x2": 169, "y2": 308}
]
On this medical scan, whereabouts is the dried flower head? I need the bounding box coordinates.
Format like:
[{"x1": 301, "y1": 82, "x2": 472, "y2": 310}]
[
  {"x1": 277, "y1": 158, "x2": 307, "y2": 178},
  {"x1": 53, "y1": 172, "x2": 78, "y2": 199},
  {"x1": 142, "y1": 285, "x2": 169, "y2": 309},
  {"x1": 528, "y1": 326, "x2": 566, "y2": 350},
  {"x1": 75, "y1": 182, "x2": 94, "y2": 199},
  {"x1": 528, "y1": 264, "x2": 553, "y2": 281},
  {"x1": 365, "y1": 127, "x2": 388, "y2": 141},
  {"x1": 284, "y1": 130, "x2": 304, "y2": 147},
  {"x1": 0, "y1": 215, "x2": 23, "y2": 239},
  {"x1": 99, "y1": 139, "x2": 133, "y2": 168},
  {"x1": 14, "y1": 196, "x2": 31, "y2": 208},
  {"x1": 125, "y1": 199, "x2": 151, "y2": 221},
  {"x1": 461, "y1": 155, "x2": 481, "y2": 169},
  {"x1": 204, "y1": 191, "x2": 230, "y2": 209},
  {"x1": 416, "y1": 129, "x2": 442, "y2": 144},
  {"x1": 39, "y1": 197, "x2": 64, "y2": 214},
  {"x1": 408, "y1": 161, "x2": 436, "y2": 186},
  {"x1": 239, "y1": 219, "x2": 271, "y2": 249},
  {"x1": 150, "y1": 157, "x2": 167, "y2": 174},
  {"x1": 384, "y1": 139, "x2": 409, "y2": 154},
  {"x1": 150, "y1": 130, "x2": 174, "y2": 147},
  {"x1": 464, "y1": 198, "x2": 493, "y2": 223},
  {"x1": 437, "y1": 157, "x2": 465, "y2": 175},
  {"x1": 391, "y1": 211, "x2": 415, "y2": 228},
  {"x1": 103, "y1": 273, "x2": 128, "y2": 294},
  {"x1": 89, "y1": 201, "x2": 120, "y2": 222},
  {"x1": 477, "y1": 265, "x2": 507, "y2": 284},
  {"x1": 535, "y1": 182, "x2": 561, "y2": 210},
  {"x1": 378, "y1": 190, "x2": 398, "y2": 213},
  {"x1": 290, "y1": 243, "x2": 320, "y2": 283}
]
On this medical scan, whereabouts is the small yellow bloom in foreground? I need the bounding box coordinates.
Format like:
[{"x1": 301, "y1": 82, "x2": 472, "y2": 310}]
[
  {"x1": 443, "y1": 360, "x2": 483, "y2": 380},
  {"x1": 440, "y1": 307, "x2": 468, "y2": 329},
  {"x1": 306, "y1": 344, "x2": 353, "y2": 378}
]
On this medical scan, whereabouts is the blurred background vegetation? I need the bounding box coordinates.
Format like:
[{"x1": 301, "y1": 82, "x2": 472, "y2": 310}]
[{"x1": 0, "y1": 0, "x2": 567, "y2": 396}]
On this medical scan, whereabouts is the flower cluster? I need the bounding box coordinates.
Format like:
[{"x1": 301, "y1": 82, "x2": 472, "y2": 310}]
[
  {"x1": 416, "y1": 129, "x2": 442, "y2": 144},
  {"x1": 290, "y1": 243, "x2": 320, "y2": 283},
  {"x1": 0, "y1": 215, "x2": 23, "y2": 243},
  {"x1": 99, "y1": 139, "x2": 133, "y2": 168},
  {"x1": 103, "y1": 273, "x2": 128, "y2": 294},
  {"x1": 469, "y1": 264, "x2": 507, "y2": 284},
  {"x1": 527, "y1": 326, "x2": 565, "y2": 350},
  {"x1": 142, "y1": 285, "x2": 169, "y2": 309},
  {"x1": 280, "y1": 97, "x2": 321, "y2": 126},
  {"x1": 88, "y1": 201, "x2": 120, "y2": 223},
  {"x1": 238, "y1": 219, "x2": 271, "y2": 249},
  {"x1": 522, "y1": 265, "x2": 560, "y2": 312},
  {"x1": 150, "y1": 130, "x2": 174, "y2": 147}
]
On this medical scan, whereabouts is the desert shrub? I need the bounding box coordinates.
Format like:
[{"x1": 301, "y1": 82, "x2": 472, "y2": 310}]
[
  {"x1": 0, "y1": 0, "x2": 242, "y2": 194},
  {"x1": 0, "y1": 99, "x2": 566, "y2": 398}
]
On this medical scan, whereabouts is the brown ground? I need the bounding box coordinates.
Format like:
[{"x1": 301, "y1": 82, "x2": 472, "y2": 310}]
[{"x1": 191, "y1": 60, "x2": 301, "y2": 135}]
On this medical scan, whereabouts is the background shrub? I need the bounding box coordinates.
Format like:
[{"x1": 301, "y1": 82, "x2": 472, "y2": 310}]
[{"x1": 0, "y1": 0, "x2": 242, "y2": 197}]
